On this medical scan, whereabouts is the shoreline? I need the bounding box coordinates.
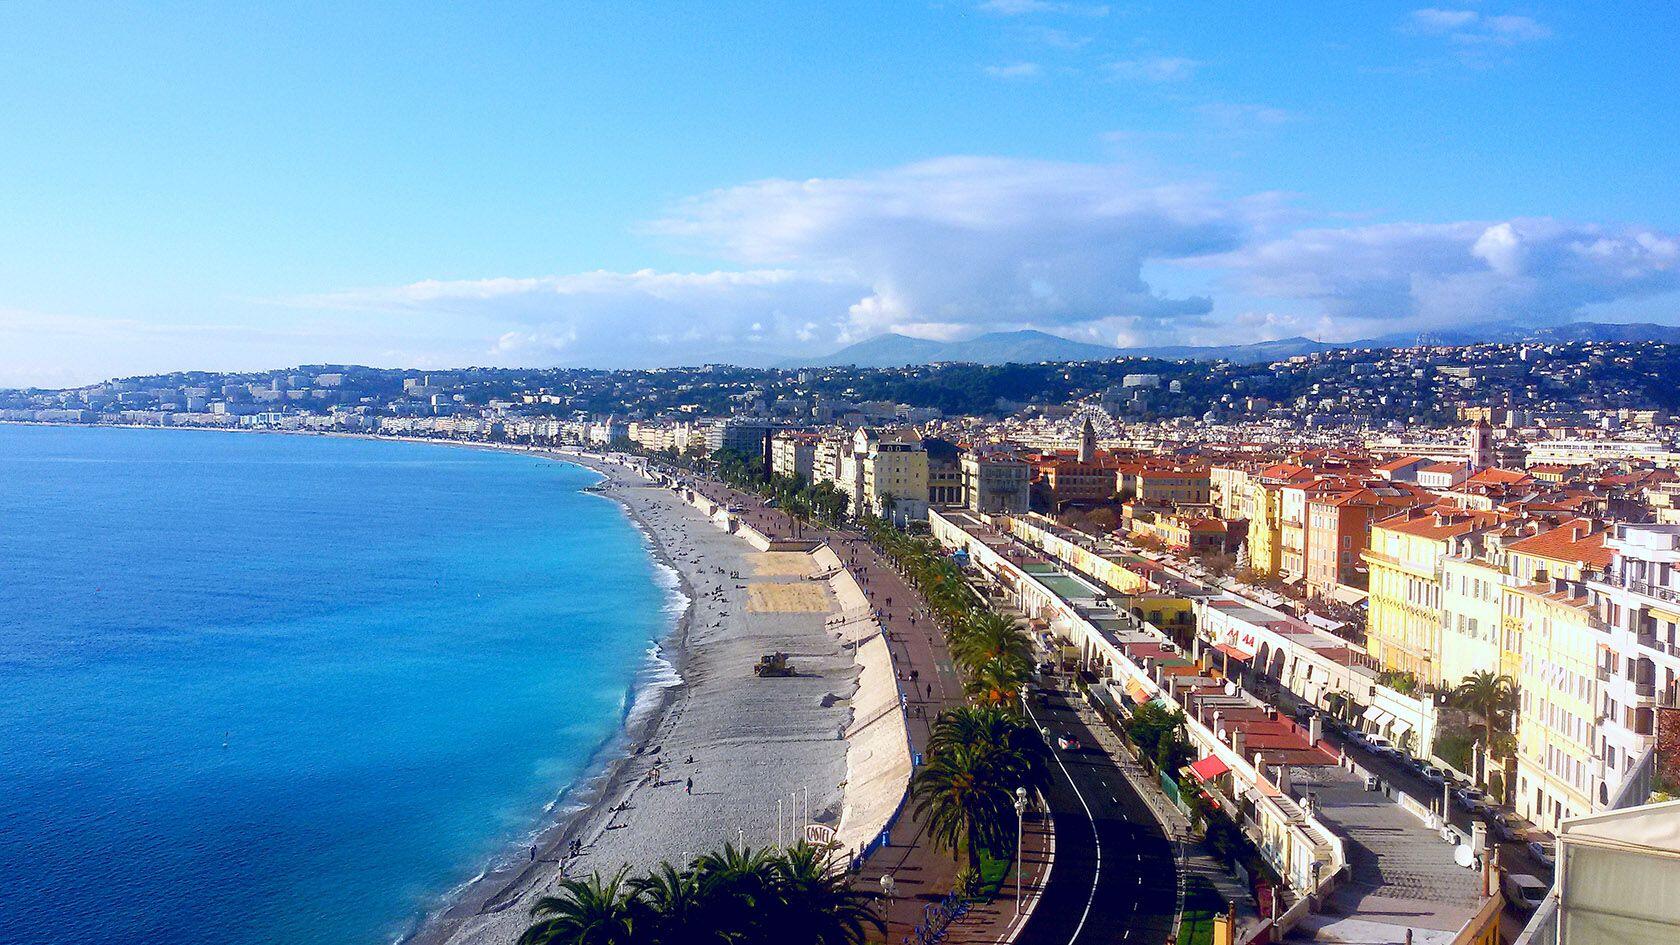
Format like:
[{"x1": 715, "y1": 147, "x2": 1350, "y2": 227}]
[
  {"x1": 4, "y1": 423, "x2": 894, "y2": 945},
  {"x1": 400, "y1": 452, "x2": 704, "y2": 943},
  {"x1": 407, "y1": 447, "x2": 867, "y2": 945}
]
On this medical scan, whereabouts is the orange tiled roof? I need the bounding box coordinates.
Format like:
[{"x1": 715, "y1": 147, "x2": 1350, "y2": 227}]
[{"x1": 1504, "y1": 518, "x2": 1614, "y2": 569}]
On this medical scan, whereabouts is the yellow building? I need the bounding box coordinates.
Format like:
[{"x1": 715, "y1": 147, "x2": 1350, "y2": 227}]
[
  {"x1": 1241, "y1": 482, "x2": 1282, "y2": 577},
  {"x1": 1507, "y1": 579, "x2": 1601, "y2": 830},
  {"x1": 1365, "y1": 509, "x2": 1500, "y2": 686},
  {"x1": 1438, "y1": 551, "x2": 1510, "y2": 687}
]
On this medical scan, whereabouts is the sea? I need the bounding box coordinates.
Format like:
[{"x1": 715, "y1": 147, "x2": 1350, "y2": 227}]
[{"x1": 0, "y1": 425, "x2": 677, "y2": 945}]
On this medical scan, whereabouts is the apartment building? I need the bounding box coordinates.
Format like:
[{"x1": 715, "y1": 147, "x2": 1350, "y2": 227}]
[
  {"x1": 769, "y1": 431, "x2": 819, "y2": 483},
  {"x1": 960, "y1": 451, "x2": 1031, "y2": 514},
  {"x1": 1306, "y1": 487, "x2": 1421, "y2": 599},
  {"x1": 840, "y1": 427, "x2": 930, "y2": 521},
  {"x1": 1365, "y1": 508, "x2": 1503, "y2": 685}
]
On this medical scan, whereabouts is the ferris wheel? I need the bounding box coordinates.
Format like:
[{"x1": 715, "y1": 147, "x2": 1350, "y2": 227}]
[{"x1": 1065, "y1": 403, "x2": 1119, "y2": 438}]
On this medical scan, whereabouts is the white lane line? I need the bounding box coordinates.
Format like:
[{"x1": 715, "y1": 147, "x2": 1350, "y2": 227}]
[{"x1": 1028, "y1": 702, "x2": 1100, "y2": 945}]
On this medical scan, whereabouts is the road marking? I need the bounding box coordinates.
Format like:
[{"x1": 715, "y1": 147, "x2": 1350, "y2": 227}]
[{"x1": 1027, "y1": 701, "x2": 1100, "y2": 945}]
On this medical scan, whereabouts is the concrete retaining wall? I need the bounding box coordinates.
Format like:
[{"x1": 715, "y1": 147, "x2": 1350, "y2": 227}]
[{"x1": 815, "y1": 543, "x2": 913, "y2": 860}]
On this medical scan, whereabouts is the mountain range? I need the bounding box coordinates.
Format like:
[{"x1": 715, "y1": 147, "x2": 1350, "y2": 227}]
[{"x1": 791, "y1": 322, "x2": 1680, "y2": 368}]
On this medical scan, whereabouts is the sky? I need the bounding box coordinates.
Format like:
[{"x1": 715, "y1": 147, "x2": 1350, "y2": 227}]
[{"x1": 2, "y1": 1, "x2": 1679, "y2": 387}]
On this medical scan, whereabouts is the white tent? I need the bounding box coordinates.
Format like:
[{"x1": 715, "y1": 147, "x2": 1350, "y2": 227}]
[{"x1": 1556, "y1": 798, "x2": 1680, "y2": 944}]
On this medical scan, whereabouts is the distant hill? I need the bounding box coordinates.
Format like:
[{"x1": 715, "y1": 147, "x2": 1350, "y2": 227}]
[
  {"x1": 1121, "y1": 336, "x2": 1338, "y2": 364},
  {"x1": 794, "y1": 330, "x2": 1122, "y2": 368},
  {"x1": 796, "y1": 321, "x2": 1680, "y2": 368}
]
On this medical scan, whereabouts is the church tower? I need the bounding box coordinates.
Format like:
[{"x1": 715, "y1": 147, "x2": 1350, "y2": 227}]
[
  {"x1": 1078, "y1": 417, "x2": 1098, "y2": 463},
  {"x1": 1467, "y1": 418, "x2": 1494, "y2": 471}
]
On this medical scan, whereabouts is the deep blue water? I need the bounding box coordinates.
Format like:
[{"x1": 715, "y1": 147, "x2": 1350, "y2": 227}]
[{"x1": 0, "y1": 426, "x2": 671, "y2": 945}]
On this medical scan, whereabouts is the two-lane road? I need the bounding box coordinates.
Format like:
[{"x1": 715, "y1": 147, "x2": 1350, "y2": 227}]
[{"x1": 1020, "y1": 686, "x2": 1177, "y2": 945}]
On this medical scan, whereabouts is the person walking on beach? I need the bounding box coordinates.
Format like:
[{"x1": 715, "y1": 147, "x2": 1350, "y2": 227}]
[{"x1": 686, "y1": 776, "x2": 693, "y2": 795}]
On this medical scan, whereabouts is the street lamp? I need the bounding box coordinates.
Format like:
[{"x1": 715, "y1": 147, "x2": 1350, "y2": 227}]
[
  {"x1": 879, "y1": 873, "x2": 896, "y2": 928},
  {"x1": 1014, "y1": 787, "x2": 1029, "y2": 915}
]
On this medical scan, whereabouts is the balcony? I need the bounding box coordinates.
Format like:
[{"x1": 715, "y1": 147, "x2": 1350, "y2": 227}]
[
  {"x1": 1636, "y1": 680, "x2": 1657, "y2": 699},
  {"x1": 1597, "y1": 665, "x2": 1613, "y2": 682}
]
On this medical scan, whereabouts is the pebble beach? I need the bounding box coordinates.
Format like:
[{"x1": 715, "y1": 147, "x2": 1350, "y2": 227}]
[{"x1": 413, "y1": 453, "x2": 867, "y2": 945}]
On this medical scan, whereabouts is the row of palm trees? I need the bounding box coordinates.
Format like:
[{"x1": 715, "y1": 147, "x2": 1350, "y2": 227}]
[
  {"x1": 858, "y1": 518, "x2": 1052, "y2": 883},
  {"x1": 518, "y1": 842, "x2": 883, "y2": 945}
]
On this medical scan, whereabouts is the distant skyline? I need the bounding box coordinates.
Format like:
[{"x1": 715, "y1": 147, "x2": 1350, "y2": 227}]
[{"x1": 4, "y1": 2, "x2": 1680, "y2": 387}]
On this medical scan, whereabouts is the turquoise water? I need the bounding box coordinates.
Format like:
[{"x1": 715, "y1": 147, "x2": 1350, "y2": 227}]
[{"x1": 0, "y1": 426, "x2": 672, "y2": 945}]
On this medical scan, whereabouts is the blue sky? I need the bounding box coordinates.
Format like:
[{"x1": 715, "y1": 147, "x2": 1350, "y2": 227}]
[{"x1": 3, "y1": 1, "x2": 1678, "y2": 386}]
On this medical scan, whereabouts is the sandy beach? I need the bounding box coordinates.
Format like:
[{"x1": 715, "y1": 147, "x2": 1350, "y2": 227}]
[{"x1": 412, "y1": 451, "x2": 877, "y2": 945}]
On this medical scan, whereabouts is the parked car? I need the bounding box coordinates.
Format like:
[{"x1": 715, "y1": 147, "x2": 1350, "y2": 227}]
[
  {"x1": 1366, "y1": 736, "x2": 1401, "y2": 759},
  {"x1": 1420, "y1": 766, "x2": 1447, "y2": 786},
  {"x1": 1527, "y1": 840, "x2": 1556, "y2": 869},
  {"x1": 1489, "y1": 812, "x2": 1519, "y2": 843},
  {"x1": 1503, "y1": 873, "x2": 1549, "y2": 912},
  {"x1": 1454, "y1": 787, "x2": 1490, "y2": 813}
]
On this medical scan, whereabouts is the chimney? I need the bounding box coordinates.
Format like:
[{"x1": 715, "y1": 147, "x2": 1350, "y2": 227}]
[
  {"x1": 1309, "y1": 715, "x2": 1323, "y2": 745},
  {"x1": 1231, "y1": 729, "x2": 1247, "y2": 759}
]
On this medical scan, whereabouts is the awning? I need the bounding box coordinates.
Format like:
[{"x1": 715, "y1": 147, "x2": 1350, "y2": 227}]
[
  {"x1": 1389, "y1": 717, "x2": 1412, "y2": 739},
  {"x1": 1125, "y1": 678, "x2": 1154, "y2": 704},
  {"x1": 1214, "y1": 643, "x2": 1253, "y2": 663},
  {"x1": 1187, "y1": 755, "x2": 1231, "y2": 782},
  {"x1": 1362, "y1": 706, "x2": 1391, "y2": 728}
]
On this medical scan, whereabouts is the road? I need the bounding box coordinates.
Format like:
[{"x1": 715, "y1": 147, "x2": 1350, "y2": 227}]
[{"x1": 1019, "y1": 683, "x2": 1177, "y2": 945}]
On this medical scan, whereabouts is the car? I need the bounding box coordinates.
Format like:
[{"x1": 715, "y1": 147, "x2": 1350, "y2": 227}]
[
  {"x1": 1527, "y1": 840, "x2": 1556, "y2": 869},
  {"x1": 1420, "y1": 766, "x2": 1447, "y2": 786},
  {"x1": 1503, "y1": 873, "x2": 1549, "y2": 912},
  {"x1": 1056, "y1": 734, "x2": 1081, "y2": 752},
  {"x1": 1454, "y1": 787, "x2": 1490, "y2": 813},
  {"x1": 1489, "y1": 813, "x2": 1519, "y2": 843}
]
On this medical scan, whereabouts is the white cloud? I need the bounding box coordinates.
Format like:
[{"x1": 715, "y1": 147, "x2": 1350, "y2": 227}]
[
  {"x1": 1409, "y1": 8, "x2": 1552, "y2": 46},
  {"x1": 984, "y1": 61, "x2": 1042, "y2": 79},
  {"x1": 306, "y1": 269, "x2": 866, "y2": 367},
  {"x1": 977, "y1": 0, "x2": 1109, "y2": 17},
  {"x1": 287, "y1": 161, "x2": 1680, "y2": 368},
  {"x1": 646, "y1": 156, "x2": 1241, "y2": 340},
  {"x1": 1218, "y1": 218, "x2": 1680, "y2": 338},
  {"x1": 1107, "y1": 56, "x2": 1203, "y2": 83}
]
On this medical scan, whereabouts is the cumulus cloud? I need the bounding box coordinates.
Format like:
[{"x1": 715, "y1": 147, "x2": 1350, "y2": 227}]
[
  {"x1": 299, "y1": 160, "x2": 1680, "y2": 366},
  {"x1": 647, "y1": 156, "x2": 1241, "y2": 339},
  {"x1": 1219, "y1": 218, "x2": 1680, "y2": 337}
]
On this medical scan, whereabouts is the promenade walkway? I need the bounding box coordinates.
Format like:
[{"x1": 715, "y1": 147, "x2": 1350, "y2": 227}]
[{"x1": 677, "y1": 470, "x2": 1051, "y2": 945}]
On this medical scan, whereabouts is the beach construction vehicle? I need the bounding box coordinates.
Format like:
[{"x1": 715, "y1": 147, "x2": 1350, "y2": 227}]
[{"x1": 753, "y1": 651, "x2": 795, "y2": 677}]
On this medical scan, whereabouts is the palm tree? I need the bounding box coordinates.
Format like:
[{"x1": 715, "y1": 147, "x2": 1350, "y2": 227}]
[
  {"x1": 627, "y1": 861, "x2": 709, "y2": 944},
  {"x1": 1454, "y1": 671, "x2": 1517, "y2": 783},
  {"x1": 950, "y1": 613, "x2": 1033, "y2": 682},
  {"x1": 928, "y1": 706, "x2": 1047, "y2": 787},
  {"x1": 912, "y1": 742, "x2": 1022, "y2": 869},
  {"x1": 688, "y1": 843, "x2": 778, "y2": 939},
  {"x1": 519, "y1": 868, "x2": 641, "y2": 945},
  {"x1": 762, "y1": 842, "x2": 886, "y2": 945},
  {"x1": 963, "y1": 655, "x2": 1030, "y2": 707}
]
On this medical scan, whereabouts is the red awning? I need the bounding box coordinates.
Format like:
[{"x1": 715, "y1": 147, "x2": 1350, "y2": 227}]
[
  {"x1": 1213, "y1": 644, "x2": 1252, "y2": 663},
  {"x1": 1187, "y1": 755, "x2": 1231, "y2": 782}
]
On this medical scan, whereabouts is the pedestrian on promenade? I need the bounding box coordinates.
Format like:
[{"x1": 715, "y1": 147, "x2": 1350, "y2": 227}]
[{"x1": 686, "y1": 776, "x2": 693, "y2": 795}]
